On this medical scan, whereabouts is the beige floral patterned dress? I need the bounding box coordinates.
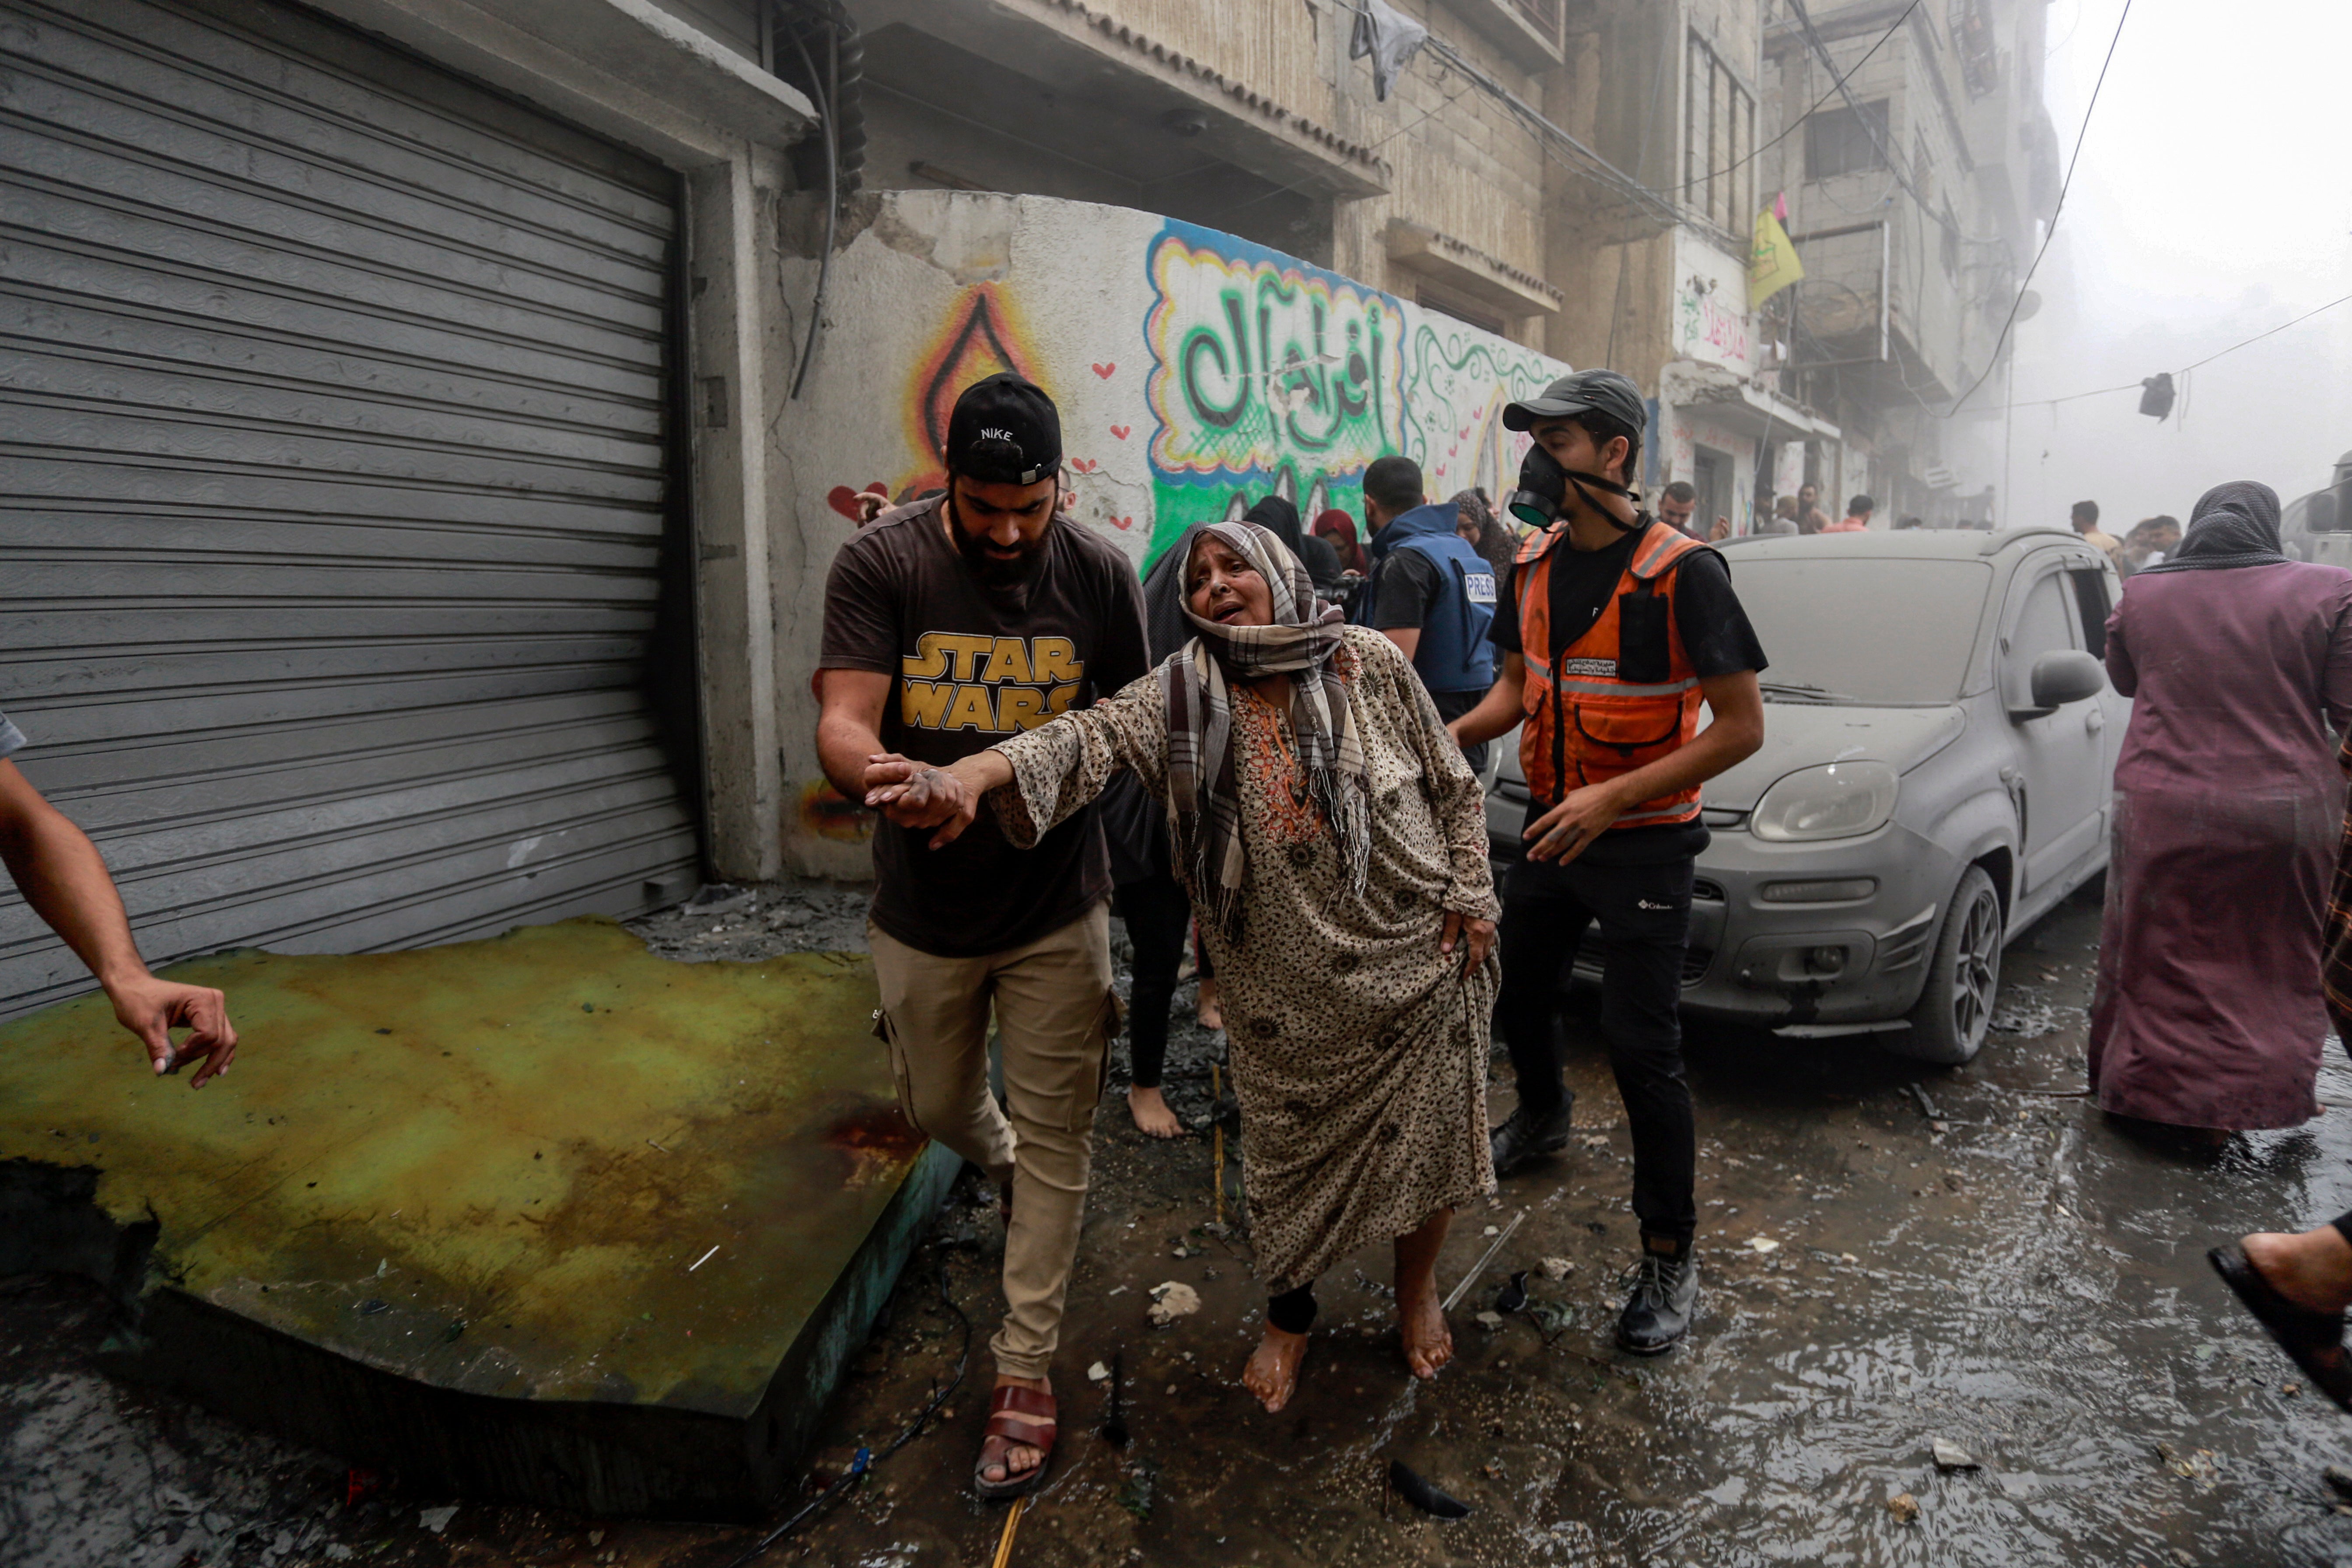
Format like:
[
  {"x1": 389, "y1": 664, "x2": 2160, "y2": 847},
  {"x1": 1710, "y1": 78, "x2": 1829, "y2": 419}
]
[{"x1": 990, "y1": 625, "x2": 1500, "y2": 1291}]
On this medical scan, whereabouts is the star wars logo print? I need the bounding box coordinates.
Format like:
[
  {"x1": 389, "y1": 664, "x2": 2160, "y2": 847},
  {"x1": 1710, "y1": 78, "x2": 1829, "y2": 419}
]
[{"x1": 899, "y1": 633, "x2": 1084, "y2": 733}]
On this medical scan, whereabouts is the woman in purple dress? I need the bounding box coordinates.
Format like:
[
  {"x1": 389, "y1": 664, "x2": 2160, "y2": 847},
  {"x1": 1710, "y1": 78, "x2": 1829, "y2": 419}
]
[{"x1": 2088, "y1": 481, "x2": 2352, "y2": 1135}]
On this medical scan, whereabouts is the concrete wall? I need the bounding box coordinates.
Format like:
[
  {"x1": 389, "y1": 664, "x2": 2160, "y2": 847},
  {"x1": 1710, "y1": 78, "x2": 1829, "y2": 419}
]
[{"x1": 771, "y1": 189, "x2": 1570, "y2": 876}]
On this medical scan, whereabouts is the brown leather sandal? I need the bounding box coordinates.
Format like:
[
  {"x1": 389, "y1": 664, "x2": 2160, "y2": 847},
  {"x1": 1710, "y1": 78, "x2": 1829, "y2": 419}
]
[{"x1": 973, "y1": 1384, "x2": 1056, "y2": 1500}]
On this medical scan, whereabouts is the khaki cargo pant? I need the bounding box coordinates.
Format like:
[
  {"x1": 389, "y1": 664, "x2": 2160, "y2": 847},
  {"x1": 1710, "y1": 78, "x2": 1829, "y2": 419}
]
[{"x1": 868, "y1": 902, "x2": 1119, "y2": 1380}]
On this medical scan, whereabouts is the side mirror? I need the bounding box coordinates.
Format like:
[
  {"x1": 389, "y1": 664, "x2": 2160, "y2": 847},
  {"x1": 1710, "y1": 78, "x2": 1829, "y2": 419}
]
[
  {"x1": 2311, "y1": 490, "x2": 2341, "y2": 534},
  {"x1": 2020, "y1": 648, "x2": 2106, "y2": 715}
]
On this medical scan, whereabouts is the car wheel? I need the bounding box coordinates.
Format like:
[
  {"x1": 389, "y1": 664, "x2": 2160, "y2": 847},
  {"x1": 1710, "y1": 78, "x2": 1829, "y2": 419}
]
[{"x1": 1886, "y1": 865, "x2": 2002, "y2": 1065}]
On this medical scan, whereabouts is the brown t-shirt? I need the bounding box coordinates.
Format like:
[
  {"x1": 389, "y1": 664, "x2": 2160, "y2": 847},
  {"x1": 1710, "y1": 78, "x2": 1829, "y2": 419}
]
[{"x1": 819, "y1": 497, "x2": 1151, "y2": 957}]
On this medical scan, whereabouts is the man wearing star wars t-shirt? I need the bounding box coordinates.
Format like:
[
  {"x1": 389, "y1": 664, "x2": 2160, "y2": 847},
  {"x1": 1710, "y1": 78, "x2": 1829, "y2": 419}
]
[{"x1": 816, "y1": 373, "x2": 1148, "y2": 1499}]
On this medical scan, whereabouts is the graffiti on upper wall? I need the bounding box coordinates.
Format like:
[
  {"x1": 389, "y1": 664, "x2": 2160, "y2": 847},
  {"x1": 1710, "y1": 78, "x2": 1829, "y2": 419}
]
[
  {"x1": 1144, "y1": 225, "x2": 1406, "y2": 558},
  {"x1": 1402, "y1": 321, "x2": 1557, "y2": 505},
  {"x1": 818, "y1": 207, "x2": 1569, "y2": 572}
]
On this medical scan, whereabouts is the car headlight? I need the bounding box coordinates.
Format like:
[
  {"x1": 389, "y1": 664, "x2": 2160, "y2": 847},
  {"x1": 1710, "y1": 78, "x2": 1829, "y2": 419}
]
[{"x1": 1750, "y1": 761, "x2": 1900, "y2": 842}]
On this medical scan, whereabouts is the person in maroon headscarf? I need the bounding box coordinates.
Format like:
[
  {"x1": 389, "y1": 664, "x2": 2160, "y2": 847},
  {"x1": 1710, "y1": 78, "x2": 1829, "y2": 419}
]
[
  {"x1": 1314, "y1": 507, "x2": 1368, "y2": 576},
  {"x1": 2088, "y1": 481, "x2": 2352, "y2": 1138}
]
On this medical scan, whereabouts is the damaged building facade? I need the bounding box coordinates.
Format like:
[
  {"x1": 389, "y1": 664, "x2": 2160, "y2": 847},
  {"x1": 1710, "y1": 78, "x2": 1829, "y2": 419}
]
[{"x1": 1756, "y1": 0, "x2": 2062, "y2": 525}]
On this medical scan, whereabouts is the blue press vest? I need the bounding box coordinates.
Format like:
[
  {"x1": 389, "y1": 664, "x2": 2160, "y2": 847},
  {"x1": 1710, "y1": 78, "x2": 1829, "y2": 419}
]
[{"x1": 1357, "y1": 502, "x2": 1498, "y2": 694}]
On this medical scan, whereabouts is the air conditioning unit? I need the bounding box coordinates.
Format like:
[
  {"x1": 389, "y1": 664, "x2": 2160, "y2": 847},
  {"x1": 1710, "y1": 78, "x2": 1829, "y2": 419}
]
[{"x1": 1922, "y1": 465, "x2": 1959, "y2": 490}]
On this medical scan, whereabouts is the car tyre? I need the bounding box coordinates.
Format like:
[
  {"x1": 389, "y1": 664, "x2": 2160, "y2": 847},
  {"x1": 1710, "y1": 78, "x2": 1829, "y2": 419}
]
[{"x1": 1886, "y1": 865, "x2": 2002, "y2": 1065}]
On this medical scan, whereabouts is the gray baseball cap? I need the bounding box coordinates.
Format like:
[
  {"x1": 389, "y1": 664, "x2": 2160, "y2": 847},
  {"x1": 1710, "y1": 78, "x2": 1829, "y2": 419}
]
[{"x1": 1503, "y1": 368, "x2": 1647, "y2": 434}]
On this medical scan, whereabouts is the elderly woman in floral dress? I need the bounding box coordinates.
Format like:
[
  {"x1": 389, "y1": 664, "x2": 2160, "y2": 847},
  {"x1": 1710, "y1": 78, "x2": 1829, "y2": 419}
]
[{"x1": 864, "y1": 520, "x2": 1500, "y2": 1412}]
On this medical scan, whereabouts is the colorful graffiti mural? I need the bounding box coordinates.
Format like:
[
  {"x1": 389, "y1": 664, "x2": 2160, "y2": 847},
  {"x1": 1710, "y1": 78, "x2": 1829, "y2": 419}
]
[
  {"x1": 1140, "y1": 220, "x2": 1562, "y2": 564},
  {"x1": 812, "y1": 205, "x2": 1568, "y2": 568}
]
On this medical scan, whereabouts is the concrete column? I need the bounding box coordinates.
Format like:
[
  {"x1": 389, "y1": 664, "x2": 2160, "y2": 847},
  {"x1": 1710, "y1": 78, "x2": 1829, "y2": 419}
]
[{"x1": 688, "y1": 150, "x2": 784, "y2": 883}]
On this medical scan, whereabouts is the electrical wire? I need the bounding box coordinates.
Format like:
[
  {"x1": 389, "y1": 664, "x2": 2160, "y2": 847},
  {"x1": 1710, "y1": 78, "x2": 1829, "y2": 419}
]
[
  {"x1": 723, "y1": 1260, "x2": 973, "y2": 1567},
  {"x1": 786, "y1": 16, "x2": 840, "y2": 401},
  {"x1": 1942, "y1": 0, "x2": 2132, "y2": 414},
  {"x1": 1979, "y1": 288, "x2": 2352, "y2": 415}
]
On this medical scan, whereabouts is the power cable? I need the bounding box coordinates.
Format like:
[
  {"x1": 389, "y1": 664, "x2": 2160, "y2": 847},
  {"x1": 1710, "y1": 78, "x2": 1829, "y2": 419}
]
[
  {"x1": 1943, "y1": 0, "x2": 2133, "y2": 414},
  {"x1": 1983, "y1": 288, "x2": 2352, "y2": 415},
  {"x1": 723, "y1": 1260, "x2": 973, "y2": 1566}
]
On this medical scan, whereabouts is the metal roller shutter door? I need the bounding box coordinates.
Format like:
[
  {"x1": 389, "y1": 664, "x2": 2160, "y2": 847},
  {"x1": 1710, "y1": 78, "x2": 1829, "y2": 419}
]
[{"x1": 0, "y1": 0, "x2": 701, "y2": 1018}]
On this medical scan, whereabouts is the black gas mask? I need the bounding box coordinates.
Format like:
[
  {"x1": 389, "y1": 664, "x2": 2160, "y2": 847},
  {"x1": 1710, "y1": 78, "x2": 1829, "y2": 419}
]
[{"x1": 1505, "y1": 444, "x2": 1648, "y2": 534}]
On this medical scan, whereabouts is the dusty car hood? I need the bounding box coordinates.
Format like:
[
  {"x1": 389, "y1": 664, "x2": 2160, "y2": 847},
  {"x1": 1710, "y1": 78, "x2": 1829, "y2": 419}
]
[{"x1": 1702, "y1": 702, "x2": 1967, "y2": 812}]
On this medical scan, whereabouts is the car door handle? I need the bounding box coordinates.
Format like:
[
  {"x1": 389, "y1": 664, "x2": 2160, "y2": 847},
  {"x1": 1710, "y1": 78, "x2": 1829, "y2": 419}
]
[{"x1": 2085, "y1": 708, "x2": 2106, "y2": 735}]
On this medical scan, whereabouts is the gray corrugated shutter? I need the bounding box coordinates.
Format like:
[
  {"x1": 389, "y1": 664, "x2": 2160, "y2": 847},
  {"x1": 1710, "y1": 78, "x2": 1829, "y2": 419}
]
[{"x1": 0, "y1": 0, "x2": 701, "y2": 1018}]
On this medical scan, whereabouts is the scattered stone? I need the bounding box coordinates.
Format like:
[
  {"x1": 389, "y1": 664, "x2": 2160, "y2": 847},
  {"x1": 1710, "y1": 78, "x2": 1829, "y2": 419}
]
[
  {"x1": 2283, "y1": 1381, "x2": 2302, "y2": 1397},
  {"x1": 419, "y1": 1505, "x2": 458, "y2": 1534},
  {"x1": 1088, "y1": 1361, "x2": 1112, "y2": 1382},
  {"x1": 1886, "y1": 1492, "x2": 1919, "y2": 1523},
  {"x1": 1147, "y1": 1281, "x2": 1201, "y2": 1327},
  {"x1": 1474, "y1": 1311, "x2": 1505, "y2": 1329},
  {"x1": 2323, "y1": 1463, "x2": 2352, "y2": 1500},
  {"x1": 1932, "y1": 1438, "x2": 1979, "y2": 1471},
  {"x1": 588, "y1": 1530, "x2": 605, "y2": 1546},
  {"x1": 1538, "y1": 1256, "x2": 1575, "y2": 1280},
  {"x1": 1840, "y1": 1253, "x2": 1858, "y2": 1264},
  {"x1": 1483, "y1": 1225, "x2": 1500, "y2": 1236},
  {"x1": 1746, "y1": 1237, "x2": 1780, "y2": 1254}
]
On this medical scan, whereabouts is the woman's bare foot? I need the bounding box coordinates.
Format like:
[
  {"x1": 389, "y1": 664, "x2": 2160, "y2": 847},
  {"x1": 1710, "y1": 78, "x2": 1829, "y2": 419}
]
[
  {"x1": 1196, "y1": 976, "x2": 1223, "y2": 1032},
  {"x1": 1240, "y1": 1325, "x2": 1309, "y2": 1412},
  {"x1": 1393, "y1": 1208, "x2": 1456, "y2": 1379},
  {"x1": 2244, "y1": 1225, "x2": 2352, "y2": 1315},
  {"x1": 1127, "y1": 1084, "x2": 1184, "y2": 1138},
  {"x1": 1396, "y1": 1277, "x2": 1453, "y2": 1378}
]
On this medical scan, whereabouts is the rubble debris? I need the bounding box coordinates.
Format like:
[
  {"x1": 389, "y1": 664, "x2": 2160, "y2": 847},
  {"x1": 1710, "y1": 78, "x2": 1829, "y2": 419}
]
[
  {"x1": 1746, "y1": 1237, "x2": 1780, "y2": 1254},
  {"x1": 1886, "y1": 1493, "x2": 1919, "y2": 1523},
  {"x1": 419, "y1": 1505, "x2": 458, "y2": 1533},
  {"x1": 1147, "y1": 1281, "x2": 1200, "y2": 1326},
  {"x1": 1494, "y1": 1270, "x2": 1529, "y2": 1314},
  {"x1": 2323, "y1": 1464, "x2": 2352, "y2": 1500},
  {"x1": 1387, "y1": 1460, "x2": 1470, "y2": 1520},
  {"x1": 1931, "y1": 1438, "x2": 1979, "y2": 1471},
  {"x1": 1087, "y1": 1361, "x2": 1111, "y2": 1381},
  {"x1": 1538, "y1": 1256, "x2": 1575, "y2": 1280}
]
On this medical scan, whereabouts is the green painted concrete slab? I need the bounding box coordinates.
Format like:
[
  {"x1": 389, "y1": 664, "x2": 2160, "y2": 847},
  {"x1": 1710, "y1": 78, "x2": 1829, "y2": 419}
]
[{"x1": 0, "y1": 917, "x2": 956, "y2": 1519}]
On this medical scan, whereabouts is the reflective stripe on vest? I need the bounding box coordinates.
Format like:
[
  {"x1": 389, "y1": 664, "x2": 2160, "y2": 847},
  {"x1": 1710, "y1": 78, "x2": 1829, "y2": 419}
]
[{"x1": 1512, "y1": 520, "x2": 1709, "y2": 829}]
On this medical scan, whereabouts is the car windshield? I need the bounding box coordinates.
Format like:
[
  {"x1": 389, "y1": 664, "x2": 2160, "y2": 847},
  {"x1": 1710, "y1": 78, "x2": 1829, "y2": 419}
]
[{"x1": 1728, "y1": 557, "x2": 1992, "y2": 704}]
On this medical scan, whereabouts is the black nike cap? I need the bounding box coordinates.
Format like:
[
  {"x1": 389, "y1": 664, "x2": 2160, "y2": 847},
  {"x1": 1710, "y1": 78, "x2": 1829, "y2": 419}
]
[
  {"x1": 945, "y1": 373, "x2": 1062, "y2": 486},
  {"x1": 1503, "y1": 368, "x2": 1647, "y2": 435}
]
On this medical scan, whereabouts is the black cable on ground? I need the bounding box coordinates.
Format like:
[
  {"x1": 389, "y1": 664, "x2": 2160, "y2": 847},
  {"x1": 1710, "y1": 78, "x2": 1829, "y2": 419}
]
[{"x1": 723, "y1": 1259, "x2": 972, "y2": 1567}]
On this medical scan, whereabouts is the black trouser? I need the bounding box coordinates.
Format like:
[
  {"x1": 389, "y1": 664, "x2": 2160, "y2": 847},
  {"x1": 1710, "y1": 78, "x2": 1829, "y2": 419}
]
[
  {"x1": 1496, "y1": 854, "x2": 1698, "y2": 1246},
  {"x1": 1112, "y1": 873, "x2": 1190, "y2": 1089}
]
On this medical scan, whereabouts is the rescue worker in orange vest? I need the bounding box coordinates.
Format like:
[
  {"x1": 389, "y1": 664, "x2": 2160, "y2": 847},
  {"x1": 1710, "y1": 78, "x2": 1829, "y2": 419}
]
[{"x1": 1448, "y1": 370, "x2": 1766, "y2": 1355}]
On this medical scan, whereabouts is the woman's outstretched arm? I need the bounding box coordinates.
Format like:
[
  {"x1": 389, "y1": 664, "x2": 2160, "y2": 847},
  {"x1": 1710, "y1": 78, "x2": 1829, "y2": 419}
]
[{"x1": 862, "y1": 666, "x2": 1172, "y2": 849}]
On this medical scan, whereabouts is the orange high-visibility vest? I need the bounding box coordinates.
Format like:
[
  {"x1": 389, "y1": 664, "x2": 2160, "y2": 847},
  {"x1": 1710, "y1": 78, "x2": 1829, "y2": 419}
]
[{"x1": 1512, "y1": 519, "x2": 1708, "y2": 829}]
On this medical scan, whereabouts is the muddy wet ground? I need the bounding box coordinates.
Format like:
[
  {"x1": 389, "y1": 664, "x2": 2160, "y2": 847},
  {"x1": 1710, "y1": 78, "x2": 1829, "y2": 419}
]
[{"x1": 11, "y1": 877, "x2": 2352, "y2": 1567}]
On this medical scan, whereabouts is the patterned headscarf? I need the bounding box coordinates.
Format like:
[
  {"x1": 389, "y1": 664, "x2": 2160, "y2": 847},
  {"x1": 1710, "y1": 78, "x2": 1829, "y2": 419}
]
[
  {"x1": 1161, "y1": 521, "x2": 1370, "y2": 938},
  {"x1": 2135, "y1": 481, "x2": 2289, "y2": 574}
]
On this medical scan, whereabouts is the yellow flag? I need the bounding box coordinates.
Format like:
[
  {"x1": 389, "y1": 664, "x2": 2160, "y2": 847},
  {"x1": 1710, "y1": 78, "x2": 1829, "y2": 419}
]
[{"x1": 1749, "y1": 208, "x2": 1804, "y2": 311}]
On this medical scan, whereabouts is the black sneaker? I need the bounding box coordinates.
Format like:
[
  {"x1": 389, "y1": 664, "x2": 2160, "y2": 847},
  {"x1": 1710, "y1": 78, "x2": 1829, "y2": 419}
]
[
  {"x1": 1615, "y1": 1243, "x2": 1699, "y2": 1355},
  {"x1": 1489, "y1": 1098, "x2": 1575, "y2": 1177}
]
